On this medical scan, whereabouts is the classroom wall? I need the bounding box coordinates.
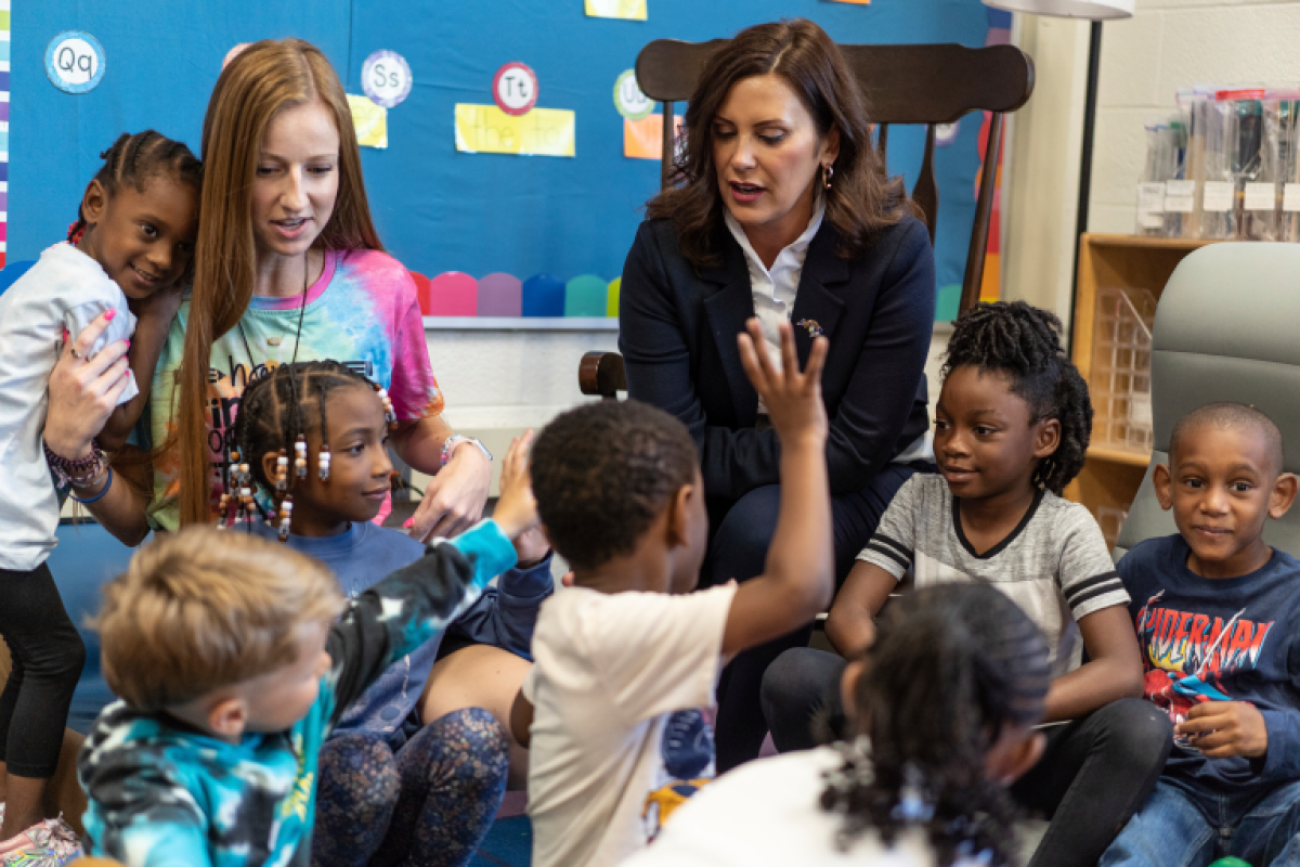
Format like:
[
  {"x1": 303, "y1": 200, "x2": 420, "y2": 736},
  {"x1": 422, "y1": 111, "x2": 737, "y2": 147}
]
[
  {"x1": 1087, "y1": 0, "x2": 1300, "y2": 234},
  {"x1": 1001, "y1": 14, "x2": 1091, "y2": 324},
  {"x1": 14, "y1": 2, "x2": 996, "y2": 302},
  {"x1": 419, "y1": 324, "x2": 951, "y2": 495},
  {"x1": 17, "y1": 1, "x2": 996, "y2": 460}
]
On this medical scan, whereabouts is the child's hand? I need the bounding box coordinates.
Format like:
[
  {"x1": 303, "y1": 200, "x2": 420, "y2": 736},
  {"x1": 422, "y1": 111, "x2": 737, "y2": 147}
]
[
  {"x1": 492, "y1": 432, "x2": 538, "y2": 541},
  {"x1": 737, "y1": 318, "x2": 828, "y2": 448},
  {"x1": 1176, "y1": 700, "x2": 1268, "y2": 758},
  {"x1": 512, "y1": 525, "x2": 551, "y2": 568}
]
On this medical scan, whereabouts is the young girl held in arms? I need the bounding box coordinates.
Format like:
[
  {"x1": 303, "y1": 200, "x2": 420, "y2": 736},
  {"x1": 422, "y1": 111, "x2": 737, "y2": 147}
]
[
  {"x1": 765, "y1": 301, "x2": 1171, "y2": 867},
  {"x1": 626, "y1": 583, "x2": 1052, "y2": 867},
  {"x1": 228, "y1": 359, "x2": 553, "y2": 867},
  {"x1": 0, "y1": 131, "x2": 200, "y2": 865}
]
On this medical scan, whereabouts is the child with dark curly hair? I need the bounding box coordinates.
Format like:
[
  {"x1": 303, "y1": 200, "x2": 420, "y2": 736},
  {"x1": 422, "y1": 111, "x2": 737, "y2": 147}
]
[
  {"x1": 513, "y1": 320, "x2": 836, "y2": 867},
  {"x1": 763, "y1": 301, "x2": 1172, "y2": 867},
  {"x1": 625, "y1": 582, "x2": 1053, "y2": 867}
]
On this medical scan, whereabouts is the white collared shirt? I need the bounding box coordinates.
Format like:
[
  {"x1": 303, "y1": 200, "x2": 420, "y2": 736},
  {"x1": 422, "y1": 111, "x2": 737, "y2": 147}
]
[
  {"x1": 724, "y1": 199, "x2": 825, "y2": 414},
  {"x1": 722, "y1": 201, "x2": 934, "y2": 465}
]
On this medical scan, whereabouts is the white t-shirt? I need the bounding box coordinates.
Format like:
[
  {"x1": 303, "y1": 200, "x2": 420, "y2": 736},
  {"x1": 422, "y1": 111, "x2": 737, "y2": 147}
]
[
  {"x1": 621, "y1": 747, "x2": 989, "y2": 867},
  {"x1": 523, "y1": 582, "x2": 737, "y2": 867},
  {"x1": 0, "y1": 243, "x2": 137, "y2": 571}
]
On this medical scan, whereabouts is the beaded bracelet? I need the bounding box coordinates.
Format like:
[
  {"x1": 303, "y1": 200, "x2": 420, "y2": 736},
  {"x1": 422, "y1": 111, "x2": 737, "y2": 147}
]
[
  {"x1": 44, "y1": 439, "x2": 107, "y2": 488},
  {"x1": 70, "y1": 462, "x2": 111, "y2": 491},
  {"x1": 69, "y1": 468, "x2": 113, "y2": 504}
]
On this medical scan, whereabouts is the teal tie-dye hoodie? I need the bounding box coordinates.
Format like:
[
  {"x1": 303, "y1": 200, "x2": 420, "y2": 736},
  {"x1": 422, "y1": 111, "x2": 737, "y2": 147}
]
[{"x1": 77, "y1": 519, "x2": 517, "y2": 867}]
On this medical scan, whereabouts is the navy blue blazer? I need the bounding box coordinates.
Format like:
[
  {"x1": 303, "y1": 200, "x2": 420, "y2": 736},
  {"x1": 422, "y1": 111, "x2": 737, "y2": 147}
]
[{"x1": 618, "y1": 214, "x2": 935, "y2": 500}]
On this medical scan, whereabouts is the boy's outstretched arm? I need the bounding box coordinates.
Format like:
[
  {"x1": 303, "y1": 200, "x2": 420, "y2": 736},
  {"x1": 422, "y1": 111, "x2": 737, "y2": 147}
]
[{"x1": 721, "y1": 319, "x2": 834, "y2": 658}]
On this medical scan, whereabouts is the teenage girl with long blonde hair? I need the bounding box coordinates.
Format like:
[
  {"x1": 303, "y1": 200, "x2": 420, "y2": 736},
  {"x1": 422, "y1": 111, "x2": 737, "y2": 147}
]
[{"x1": 61, "y1": 38, "x2": 493, "y2": 549}]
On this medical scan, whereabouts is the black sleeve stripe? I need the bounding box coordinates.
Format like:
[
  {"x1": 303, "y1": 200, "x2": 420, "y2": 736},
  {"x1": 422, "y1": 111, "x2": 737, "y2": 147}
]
[
  {"x1": 871, "y1": 533, "x2": 911, "y2": 560},
  {"x1": 1068, "y1": 581, "x2": 1126, "y2": 612},
  {"x1": 1063, "y1": 571, "x2": 1121, "y2": 604},
  {"x1": 863, "y1": 541, "x2": 911, "y2": 571}
]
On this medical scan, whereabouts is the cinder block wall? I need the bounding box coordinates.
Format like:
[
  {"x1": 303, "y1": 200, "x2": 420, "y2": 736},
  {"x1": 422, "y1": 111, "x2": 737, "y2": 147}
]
[{"x1": 1089, "y1": 0, "x2": 1300, "y2": 234}]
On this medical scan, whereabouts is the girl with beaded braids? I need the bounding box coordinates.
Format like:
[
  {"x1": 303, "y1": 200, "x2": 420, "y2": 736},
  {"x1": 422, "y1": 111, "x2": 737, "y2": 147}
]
[
  {"x1": 624, "y1": 583, "x2": 1052, "y2": 867},
  {"x1": 765, "y1": 300, "x2": 1172, "y2": 867},
  {"x1": 228, "y1": 359, "x2": 554, "y2": 866},
  {"x1": 42, "y1": 38, "x2": 493, "y2": 550},
  {"x1": 0, "y1": 130, "x2": 199, "y2": 862}
]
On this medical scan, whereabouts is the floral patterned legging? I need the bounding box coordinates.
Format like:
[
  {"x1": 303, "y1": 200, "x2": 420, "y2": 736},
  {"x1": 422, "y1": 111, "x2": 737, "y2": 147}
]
[{"x1": 312, "y1": 706, "x2": 510, "y2": 867}]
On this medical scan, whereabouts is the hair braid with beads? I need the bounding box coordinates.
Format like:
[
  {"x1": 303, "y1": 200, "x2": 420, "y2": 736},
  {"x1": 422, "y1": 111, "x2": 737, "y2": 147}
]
[
  {"x1": 941, "y1": 301, "x2": 1092, "y2": 494},
  {"x1": 230, "y1": 360, "x2": 380, "y2": 496},
  {"x1": 820, "y1": 583, "x2": 1050, "y2": 866},
  {"x1": 68, "y1": 130, "x2": 203, "y2": 244}
]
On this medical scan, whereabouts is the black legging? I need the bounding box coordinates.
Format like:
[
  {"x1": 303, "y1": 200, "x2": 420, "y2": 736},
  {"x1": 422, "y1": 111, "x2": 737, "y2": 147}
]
[
  {"x1": 0, "y1": 563, "x2": 85, "y2": 778},
  {"x1": 701, "y1": 462, "x2": 919, "y2": 772},
  {"x1": 762, "y1": 646, "x2": 1174, "y2": 867}
]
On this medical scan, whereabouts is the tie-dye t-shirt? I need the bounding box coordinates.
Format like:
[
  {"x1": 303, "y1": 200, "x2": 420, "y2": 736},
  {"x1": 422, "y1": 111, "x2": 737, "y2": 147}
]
[
  {"x1": 146, "y1": 248, "x2": 442, "y2": 531},
  {"x1": 78, "y1": 519, "x2": 517, "y2": 867}
]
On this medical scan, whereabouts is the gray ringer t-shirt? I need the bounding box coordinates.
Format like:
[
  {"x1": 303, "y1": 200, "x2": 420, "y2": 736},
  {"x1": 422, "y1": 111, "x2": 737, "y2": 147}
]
[{"x1": 858, "y1": 474, "x2": 1128, "y2": 679}]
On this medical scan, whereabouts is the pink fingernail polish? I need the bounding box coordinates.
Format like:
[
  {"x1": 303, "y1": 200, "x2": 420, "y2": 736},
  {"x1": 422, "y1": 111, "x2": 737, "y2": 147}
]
[
  {"x1": 125, "y1": 340, "x2": 131, "y2": 349},
  {"x1": 105, "y1": 310, "x2": 116, "y2": 322},
  {"x1": 403, "y1": 518, "x2": 414, "y2": 529}
]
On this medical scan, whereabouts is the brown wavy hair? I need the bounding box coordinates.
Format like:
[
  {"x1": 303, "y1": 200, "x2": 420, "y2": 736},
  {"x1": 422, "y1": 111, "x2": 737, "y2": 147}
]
[
  {"x1": 645, "y1": 18, "x2": 909, "y2": 268},
  {"x1": 176, "y1": 38, "x2": 383, "y2": 526}
]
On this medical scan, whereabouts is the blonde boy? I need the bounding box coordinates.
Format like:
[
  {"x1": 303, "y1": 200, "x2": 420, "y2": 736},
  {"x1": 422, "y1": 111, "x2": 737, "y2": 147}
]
[{"x1": 77, "y1": 442, "x2": 537, "y2": 867}]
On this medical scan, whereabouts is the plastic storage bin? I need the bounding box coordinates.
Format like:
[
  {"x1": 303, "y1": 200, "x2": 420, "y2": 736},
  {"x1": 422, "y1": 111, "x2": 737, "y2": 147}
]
[{"x1": 1090, "y1": 287, "x2": 1158, "y2": 455}]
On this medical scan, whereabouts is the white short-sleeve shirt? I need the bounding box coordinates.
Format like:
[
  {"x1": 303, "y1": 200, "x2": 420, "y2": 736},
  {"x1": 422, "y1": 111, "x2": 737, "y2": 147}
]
[
  {"x1": 621, "y1": 747, "x2": 991, "y2": 867},
  {"x1": 523, "y1": 582, "x2": 737, "y2": 867}
]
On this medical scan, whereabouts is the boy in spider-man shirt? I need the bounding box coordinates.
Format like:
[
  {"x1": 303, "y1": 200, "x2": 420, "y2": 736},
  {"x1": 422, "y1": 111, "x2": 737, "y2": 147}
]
[{"x1": 1102, "y1": 403, "x2": 1300, "y2": 867}]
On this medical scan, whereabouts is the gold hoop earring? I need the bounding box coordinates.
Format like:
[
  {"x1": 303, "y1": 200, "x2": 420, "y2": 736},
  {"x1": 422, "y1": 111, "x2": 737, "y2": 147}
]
[{"x1": 822, "y1": 163, "x2": 834, "y2": 190}]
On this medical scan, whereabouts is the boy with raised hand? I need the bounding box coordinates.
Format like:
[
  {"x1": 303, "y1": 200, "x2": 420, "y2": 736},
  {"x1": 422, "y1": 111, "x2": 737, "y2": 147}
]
[
  {"x1": 511, "y1": 318, "x2": 835, "y2": 867},
  {"x1": 1103, "y1": 403, "x2": 1300, "y2": 867},
  {"x1": 76, "y1": 438, "x2": 538, "y2": 867}
]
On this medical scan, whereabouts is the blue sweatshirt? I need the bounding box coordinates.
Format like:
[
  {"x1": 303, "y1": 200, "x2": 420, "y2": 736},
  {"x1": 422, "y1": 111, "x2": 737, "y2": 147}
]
[
  {"x1": 252, "y1": 519, "x2": 552, "y2": 741},
  {"x1": 78, "y1": 520, "x2": 517, "y2": 867},
  {"x1": 1120, "y1": 534, "x2": 1300, "y2": 808}
]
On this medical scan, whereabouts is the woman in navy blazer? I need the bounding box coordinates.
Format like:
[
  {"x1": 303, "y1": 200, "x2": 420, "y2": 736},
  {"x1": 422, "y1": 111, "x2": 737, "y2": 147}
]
[{"x1": 619, "y1": 19, "x2": 936, "y2": 770}]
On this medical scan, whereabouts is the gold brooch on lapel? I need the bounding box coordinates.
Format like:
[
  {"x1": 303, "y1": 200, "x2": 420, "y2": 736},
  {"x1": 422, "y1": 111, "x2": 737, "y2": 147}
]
[{"x1": 796, "y1": 319, "x2": 824, "y2": 338}]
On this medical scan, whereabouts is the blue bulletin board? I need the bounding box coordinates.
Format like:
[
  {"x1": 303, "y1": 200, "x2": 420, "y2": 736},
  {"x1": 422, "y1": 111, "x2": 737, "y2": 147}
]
[{"x1": 12, "y1": 1, "x2": 1009, "y2": 321}]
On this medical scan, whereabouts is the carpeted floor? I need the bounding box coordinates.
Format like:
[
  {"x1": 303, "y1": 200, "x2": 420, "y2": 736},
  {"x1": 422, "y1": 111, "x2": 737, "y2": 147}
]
[{"x1": 470, "y1": 816, "x2": 533, "y2": 867}]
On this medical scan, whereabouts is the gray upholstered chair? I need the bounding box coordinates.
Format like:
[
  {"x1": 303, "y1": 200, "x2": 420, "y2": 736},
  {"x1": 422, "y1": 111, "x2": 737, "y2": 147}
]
[{"x1": 1112, "y1": 242, "x2": 1300, "y2": 560}]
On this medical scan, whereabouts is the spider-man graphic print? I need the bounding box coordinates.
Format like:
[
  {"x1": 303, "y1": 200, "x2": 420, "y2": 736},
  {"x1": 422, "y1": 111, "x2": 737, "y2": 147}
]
[{"x1": 1120, "y1": 534, "x2": 1300, "y2": 796}]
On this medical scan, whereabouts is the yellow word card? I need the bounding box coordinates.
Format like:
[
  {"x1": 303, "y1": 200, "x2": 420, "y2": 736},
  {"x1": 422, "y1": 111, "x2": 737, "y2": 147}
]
[
  {"x1": 347, "y1": 94, "x2": 388, "y2": 149},
  {"x1": 455, "y1": 104, "x2": 576, "y2": 158},
  {"x1": 585, "y1": 0, "x2": 647, "y2": 20}
]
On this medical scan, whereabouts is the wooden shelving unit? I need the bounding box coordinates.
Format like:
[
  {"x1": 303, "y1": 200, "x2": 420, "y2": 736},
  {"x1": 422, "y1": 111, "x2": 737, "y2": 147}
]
[{"x1": 1065, "y1": 233, "x2": 1217, "y2": 542}]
